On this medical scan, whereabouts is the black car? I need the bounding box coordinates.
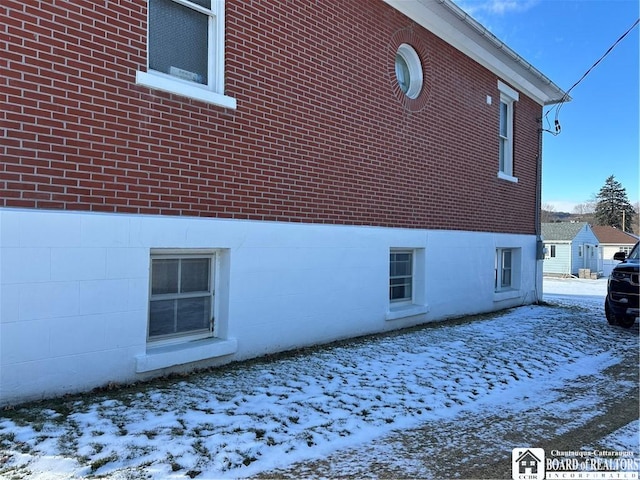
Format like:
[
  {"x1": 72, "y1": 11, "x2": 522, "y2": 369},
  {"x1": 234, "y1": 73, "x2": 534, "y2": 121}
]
[{"x1": 605, "y1": 241, "x2": 639, "y2": 328}]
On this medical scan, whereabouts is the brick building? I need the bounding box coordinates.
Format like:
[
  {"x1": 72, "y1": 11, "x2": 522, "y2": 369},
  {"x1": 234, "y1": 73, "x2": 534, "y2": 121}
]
[{"x1": 0, "y1": 0, "x2": 566, "y2": 404}]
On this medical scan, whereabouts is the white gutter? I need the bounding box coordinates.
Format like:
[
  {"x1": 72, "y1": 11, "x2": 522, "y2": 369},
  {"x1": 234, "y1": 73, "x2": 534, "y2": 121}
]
[{"x1": 383, "y1": 0, "x2": 569, "y2": 106}]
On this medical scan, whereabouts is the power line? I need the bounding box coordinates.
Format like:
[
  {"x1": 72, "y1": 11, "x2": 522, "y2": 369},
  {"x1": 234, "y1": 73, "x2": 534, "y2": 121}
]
[{"x1": 543, "y1": 17, "x2": 639, "y2": 136}]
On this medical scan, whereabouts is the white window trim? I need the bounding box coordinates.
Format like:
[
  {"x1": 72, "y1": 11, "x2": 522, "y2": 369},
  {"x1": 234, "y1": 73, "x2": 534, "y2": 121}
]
[
  {"x1": 546, "y1": 244, "x2": 557, "y2": 258},
  {"x1": 389, "y1": 249, "x2": 414, "y2": 306},
  {"x1": 497, "y1": 80, "x2": 519, "y2": 182},
  {"x1": 136, "y1": 71, "x2": 237, "y2": 109},
  {"x1": 495, "y1": 248, "x2": 512, "y2": 292},
  {"x1": 494, "y1": 247, "x2": 522, "y2": 301},
  {"x1": 139, "y1": 248, "x2": 235, "y2": 371},
  {"x1": 387, "y1": 248, "x2": 428, "y2": 321},
  {"x1": 136, "y1": 337, "x2": 237, "y2": 373},
  {"x1": 498, "y1": 80, "x2": 520, "y2": 102},
  {"x1": 136, "y1": 0, "x2": 237, "y2": 109},
  {"x1": 148, "y1": 251, "x2": 217, "y2": 346},
  {"x1": 497, "y1": 171, "x2": 518, "y2": 183},
  {"x1": 395, "y1": 43, "x2": 424, "y2": 99}
]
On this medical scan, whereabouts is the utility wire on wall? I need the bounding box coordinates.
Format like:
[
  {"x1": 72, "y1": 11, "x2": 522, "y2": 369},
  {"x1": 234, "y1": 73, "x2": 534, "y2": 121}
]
[{"x1": 543, "y1": 17, "x2": 639, "y2": 136}]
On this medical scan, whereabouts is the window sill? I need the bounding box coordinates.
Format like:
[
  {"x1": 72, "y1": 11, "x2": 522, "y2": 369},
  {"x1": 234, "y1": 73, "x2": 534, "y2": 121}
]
[
  {"x1": 493, "y1": 289, "x2": 521, "y2": 302},
  {"x1": 497, "y1": 171, "x2": 518, "y2": 183},
  {"x1": 386, "y1": 304, "x2": 429, "y2": 321},
  {"x1": 136, "y1": 71, "x2": 237, "y2": 110},
  {"x1": 135, "y1": 337, "x2": 238, "y2": 373}
]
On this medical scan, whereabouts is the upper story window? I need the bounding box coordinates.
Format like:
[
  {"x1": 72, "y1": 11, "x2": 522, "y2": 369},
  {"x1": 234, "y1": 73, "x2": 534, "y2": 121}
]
[
  {"x1": 497, "y1": 80, "x2": 519, "y2": 183},
  {"x1": 395, "y1": 44, "x2": 423, "y2": 99},
  {"x1": 136, "y1": 0, "x2": 237, "y2": 109}
]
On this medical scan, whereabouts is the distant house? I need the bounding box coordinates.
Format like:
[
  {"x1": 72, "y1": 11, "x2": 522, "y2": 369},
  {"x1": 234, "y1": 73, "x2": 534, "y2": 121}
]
[
  {"x1": 0, "y1": 0, "x2": 567, "y2": 405},
  {"x1": 542, "y1": 223, "x2": 600, "y2": 276},
  {"x1": 592, "y1": 226, "x2": 639, "y2": 276}
]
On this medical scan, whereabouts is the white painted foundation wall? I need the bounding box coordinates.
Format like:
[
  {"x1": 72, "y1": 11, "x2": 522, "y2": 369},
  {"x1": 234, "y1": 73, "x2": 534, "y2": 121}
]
[{"x1": 0, "y1": 208, "x2": 542, "y2": 405}]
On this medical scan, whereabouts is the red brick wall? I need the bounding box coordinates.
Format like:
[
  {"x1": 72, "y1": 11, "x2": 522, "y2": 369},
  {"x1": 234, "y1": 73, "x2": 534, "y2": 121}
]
[{"x1": 0, "y1": 0, "x2": 542, "y2": 234}]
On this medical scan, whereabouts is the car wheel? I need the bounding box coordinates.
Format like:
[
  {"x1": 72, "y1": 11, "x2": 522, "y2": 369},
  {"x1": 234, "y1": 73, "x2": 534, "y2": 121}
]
[
  {"x1": 605, "y1": 298, "x2": 618, "y2": 326},
  {"x1": 618, "y1": 315, "x2": 636, "y2": 329}
]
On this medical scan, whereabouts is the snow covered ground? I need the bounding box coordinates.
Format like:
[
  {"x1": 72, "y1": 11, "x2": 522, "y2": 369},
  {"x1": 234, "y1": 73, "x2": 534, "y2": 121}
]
[{"x1": 0, "y1": 277, "x2": 637, "y2": 479}]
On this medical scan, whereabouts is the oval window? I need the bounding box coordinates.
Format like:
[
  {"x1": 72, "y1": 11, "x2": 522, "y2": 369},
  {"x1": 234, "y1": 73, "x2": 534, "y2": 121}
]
[{"x1": 395, "y1": 43, "x2": 423, "y2": 99}]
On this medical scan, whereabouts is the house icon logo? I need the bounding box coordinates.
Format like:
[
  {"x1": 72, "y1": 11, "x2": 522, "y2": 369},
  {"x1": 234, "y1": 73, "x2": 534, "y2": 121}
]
[{"x1": 512, "y1": 448, "x2": 545, "y2": 480}]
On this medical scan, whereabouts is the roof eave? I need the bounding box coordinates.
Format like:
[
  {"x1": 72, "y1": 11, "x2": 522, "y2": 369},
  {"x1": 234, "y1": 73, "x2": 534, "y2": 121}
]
[{"x1": 383, "y1": 0, "x2": 569, "y2": 106}]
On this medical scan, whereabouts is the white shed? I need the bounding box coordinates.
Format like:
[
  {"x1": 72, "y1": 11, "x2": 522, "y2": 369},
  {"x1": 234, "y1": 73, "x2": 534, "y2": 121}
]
[
  {"x1": 592, "y1": 225, "x2": 639, "y2": 277},
  {"x1": 541, "y1": 223, "x2": 600, "y2": 277}
]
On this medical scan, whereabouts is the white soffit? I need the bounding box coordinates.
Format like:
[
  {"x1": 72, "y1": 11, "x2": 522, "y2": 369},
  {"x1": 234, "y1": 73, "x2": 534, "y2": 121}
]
[{"x1": 383, "y1": 0, "x2": 569, "y2": 106}]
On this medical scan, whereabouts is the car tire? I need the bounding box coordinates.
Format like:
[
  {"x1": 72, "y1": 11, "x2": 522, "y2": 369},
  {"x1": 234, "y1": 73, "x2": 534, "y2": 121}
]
[
  {"x1": 618, "y1": 315, "x2": 636, "y2": 329},
  {"x1": 605, "y1": 298, "x2": 618, "y2": 326}
]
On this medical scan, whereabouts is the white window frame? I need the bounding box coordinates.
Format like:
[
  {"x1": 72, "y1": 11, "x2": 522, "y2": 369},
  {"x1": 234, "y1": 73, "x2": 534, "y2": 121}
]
[
  {"x1": 136, "y1": 0, "x2": 237, "y2": 109},
  {"x1": 389, "y1": 249, "x2": 414, "y2": 304},
  {"x1": 497, "y1": 80, "x2": 519, "y2": 183},
  {"x1": 148, "y1": 250, "x2": 217, "y2": 346},
  {"x1": 136, "y1": 248, "x2": 236, "y2": 373},
  {"x1": 545, "y1": 244, "x2": 556, "y2": 259},
  {"x1": 387, "y1": 248, "x2": 428, "y2": 321},
  {"x1": 395, "y1": 43, "x2": 423, "y2": 99},
  {"x1": 495, "y1": 247, "x2": 521, "y2": 295}
]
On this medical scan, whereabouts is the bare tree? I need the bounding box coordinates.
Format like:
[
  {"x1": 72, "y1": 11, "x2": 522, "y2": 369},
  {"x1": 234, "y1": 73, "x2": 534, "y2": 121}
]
[
  {"x1": 541, "y1": 203, "x2": 556, "y2": 223},
  {"x1": 572, "y1": 202, "x2": 595, "y2": 224},
  {"x1": 633, "y1": 201, "x2": 640, "y2": 234},
  {"x1": 573, "y1": 203, "x2": 594, "y2": 215}
]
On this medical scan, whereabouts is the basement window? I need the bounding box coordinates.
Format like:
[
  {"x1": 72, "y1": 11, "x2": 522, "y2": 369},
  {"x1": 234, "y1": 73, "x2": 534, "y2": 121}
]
[
  {"x1": 149, "y1": 254, "x2": 214, "y2": 343},
  {"x1": 136, "y1": 249, "x2": 237, "y2": 372},
  {"x1": 387, "y1": 248, "x2": 428, "y2": 320}
]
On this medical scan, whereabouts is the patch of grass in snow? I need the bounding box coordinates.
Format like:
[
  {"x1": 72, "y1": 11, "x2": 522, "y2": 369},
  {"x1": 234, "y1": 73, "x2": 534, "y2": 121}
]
[
  {"x1": 297, "y1": 431, "x2": 316, "y2": 447},
  {"x1": 169, "y1": 418, "x2": 188, "y2": 437},
  {"x1": 166, "y1": 453, "x2": 183, "y2": 472},
  {"x1": 0, "y1": 459, "x2": 33, "y2": 480},
  {"x1": 90, "y1": 452, "x2": 119, "y2": 473},
  {"x1": 57, "y1": 420, "x2": 81, "y2": 456},
  {"x1": 90, "y1": 442, "x2": 104, "y2": 454},
  {"x1": 544, "y1": 300, "x2": 592, "y2": 314},
  {"x1": 0, "y1": 431, "x2": 16, "y2": 447},
  {"x1": 192, "y1": 423, "x2": 216, "y2": 437},
  {"x1": 115, "y1": 420, "x2": 128, "y2": 436},
  {"x1": 126, "y1": 445, "x2": 156, "y2": 461}
]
